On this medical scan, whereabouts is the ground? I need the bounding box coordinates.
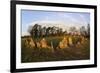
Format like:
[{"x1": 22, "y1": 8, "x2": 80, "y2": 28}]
[{"x1": 21, "y1": 35, "x2": 90, "y2": 63}]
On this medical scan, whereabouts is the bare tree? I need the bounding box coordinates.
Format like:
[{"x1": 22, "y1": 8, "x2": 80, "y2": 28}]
[
  {"x1": 80, "y1": 26, "x2": 87, "y2": 36},
  {"x1": 28, "y1": 24, "x2": 41, "y2": 38},
  {"x1": 69, "y1": 27, "x2": 76, "y2": 35},
  {"x1": 41, "y1": 27, "x2": 46, "y2": 37},
  {"x1": 87, "y1": 24, "x2": 90, "y2": 37}
]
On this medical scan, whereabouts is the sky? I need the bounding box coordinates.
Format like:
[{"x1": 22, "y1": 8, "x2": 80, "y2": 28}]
[{"x1": 21, "y1": 10, "x2": 90, "y2": 34}]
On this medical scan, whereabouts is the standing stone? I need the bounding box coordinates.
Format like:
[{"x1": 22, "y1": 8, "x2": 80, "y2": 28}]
[
  {"x1": 28, "y1": 38, "x2": 35, "y2": 48},
  {"x1": 24, "y1": 39, "x2": 29, "y2": 48},
  {"x1": 24, "y1": 37, "x2": 35, "y2": 48},
  {"x1": 81, "y1": 36, "x2": 85, "y2": 44},
  {"x1": 40, "y1": 38, "x2": 48, "y2": 48},
  {"x1": 59, "y1": 37, "x2": 68, "y2": 49},
  {"x1": 36, "y1": 42, "x2": 41, "y2": 48},
  {"x1": 68, "y1": 37, "x2": 73, "y2": 46}
]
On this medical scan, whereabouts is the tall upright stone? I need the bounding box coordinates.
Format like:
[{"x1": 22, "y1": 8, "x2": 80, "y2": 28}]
[
  {"x1": 59, "y1": 37, "x2": 68, "y2": 49},
  {"x1": 68, "y1": 37, "x2": 73, "y2": 46},
  {"x1": 40, "y1": 38, "x2": 48, "y2": 48}
]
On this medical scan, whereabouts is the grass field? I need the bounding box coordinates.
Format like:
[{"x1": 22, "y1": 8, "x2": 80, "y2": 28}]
[{"x1": 21, "y1": 36, "x2": 90, "y2": 63}]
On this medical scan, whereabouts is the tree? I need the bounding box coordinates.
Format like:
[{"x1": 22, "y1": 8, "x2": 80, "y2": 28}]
[
  {"x1": 70, "y1": 27, "x2": 76, "y2": 32},
  {"x1": 87, "y1": 24, "x2": 90, "y2": 37},
  {"x1": 41, "y1": 27, "x2": 46, "y2": 37},
  {"x1": 28, "y1": 24, "x2": 41, "y2": 38},
  {"x1": 46, "y1": 27, "x2": 51, "y2": 36},
  {"x1": 63, "y1": 30, "x2": 67, "y2": 35},
  {"x1": 80, "y1": 26, "x2": 86, "y2": 36},
  {"x1": 28, "y1": 25, "x2": 33, "y2": 36},
  {"x1": 69, "y1": 27, "x2": 76, "y2": 35}
]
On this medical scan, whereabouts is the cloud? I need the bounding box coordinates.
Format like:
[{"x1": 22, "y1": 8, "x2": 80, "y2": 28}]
[
  {"x1": 55, "y1": 12, "x2": 82, "y2": 25},
  {"x1": 22, "y1": 11, "x2": 89, "y2": 33},
  {"x1": 21, "y1": 32, "x2": 30, "y2": 36}
]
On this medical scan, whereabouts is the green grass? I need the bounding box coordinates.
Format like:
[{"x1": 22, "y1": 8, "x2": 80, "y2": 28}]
[{"x1": 21, "y1": 36, "x2": 90, "y2": 63}]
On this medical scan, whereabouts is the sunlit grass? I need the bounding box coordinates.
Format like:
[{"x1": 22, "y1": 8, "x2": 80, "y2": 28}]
[{"x1": 21, "y1": 35, "x2": 90, "y2": 63}]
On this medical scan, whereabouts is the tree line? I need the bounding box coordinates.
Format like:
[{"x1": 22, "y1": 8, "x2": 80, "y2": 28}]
[{"x1": 28, "y1": 24, "x2": 90, "y2": 38}]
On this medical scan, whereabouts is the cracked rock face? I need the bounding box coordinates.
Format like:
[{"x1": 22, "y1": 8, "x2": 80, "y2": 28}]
[
  {"x1": 40, "y1": 38, "x2": 49, "y2": 48},
  {"x1": 59, "y1": 37, "x2": 69, "y2": 49}
]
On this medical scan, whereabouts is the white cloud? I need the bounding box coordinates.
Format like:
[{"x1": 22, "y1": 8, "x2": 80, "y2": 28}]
[
  {"x1": 22, "y1": 12, "x2": 89, "y2": 33},
  {"x1": 21, "y1": 32, "x2": 30, "y2": 36}
]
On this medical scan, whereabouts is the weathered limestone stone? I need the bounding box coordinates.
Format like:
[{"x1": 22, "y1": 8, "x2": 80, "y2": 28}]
[
  {"x1": 81, "y1": 36, "x2": 85, "y2": 44},
  {"x1": 23, "y1": 37, "x2": 35, "y2": 48},
  {"x1": 40, "y1": 38, "x2": 48, "y2": 48},
  {"x1": 36, "y1": 42, "x2": 41, "y2": 48},
  {"x1": 68, "y1": 37, "x2": 73, "y2": 46},
  {"x1": 59, "y1": 37, "x2": 68, "y2": 49},
  {"x1": 28, "y1": 38, "x2": 35, "y2": 48},
  {"x1": 76, "y1": 41, "x2": 81, "y2": 47}
]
